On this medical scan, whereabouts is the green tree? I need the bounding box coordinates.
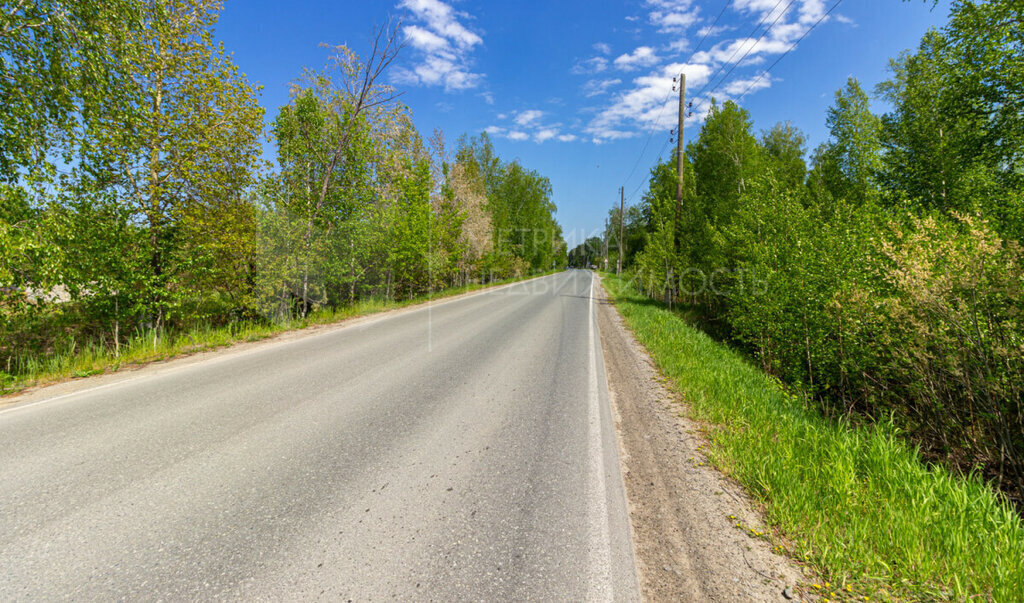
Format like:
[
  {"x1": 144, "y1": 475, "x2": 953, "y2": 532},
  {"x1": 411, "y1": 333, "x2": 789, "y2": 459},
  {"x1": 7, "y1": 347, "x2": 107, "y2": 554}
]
[
  {"x1": 0, "y1": 0, "x2": 138, "y2": 184},
  {"x1": 820, "y1": 78, "x2": 882, "y2": 203},
  {"x1": 74, "y1": 0, "x2": 264, "y2": 329},
  {"x1": 761, "y1": 121, "x2": 807, "y2": 190},
  {"x1": 689, "y1": 100, "x2": 762, "y2": 228}
]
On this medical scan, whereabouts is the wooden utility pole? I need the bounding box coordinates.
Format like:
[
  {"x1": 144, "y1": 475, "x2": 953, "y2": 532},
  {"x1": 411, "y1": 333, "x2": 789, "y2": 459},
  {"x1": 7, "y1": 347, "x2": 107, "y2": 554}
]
[
  {"x1": 603, "y1": 217, "x2": 609, "y2": 271},
  {"x1": 667, "y1": 72, "x2": 685, "y2": 309},
  {"x1": 616, "y1": 186, "x2": 625, "y2": 276},
  {"x1": 674, "y1": 72, "x2": 685, "y2": 251}
]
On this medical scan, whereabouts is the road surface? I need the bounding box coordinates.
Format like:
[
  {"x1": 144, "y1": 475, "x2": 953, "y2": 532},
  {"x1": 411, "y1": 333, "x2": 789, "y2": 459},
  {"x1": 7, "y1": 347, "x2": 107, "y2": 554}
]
[{"x1": 0, "y1": 271, "x2": 638, "y2": 600}]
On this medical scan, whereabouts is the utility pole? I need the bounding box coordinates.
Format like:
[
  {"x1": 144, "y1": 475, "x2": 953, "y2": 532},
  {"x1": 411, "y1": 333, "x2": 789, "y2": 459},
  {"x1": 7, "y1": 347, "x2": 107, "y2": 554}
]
[
  {"x1": 667, "y1": 72, "x2": 686, "y2": 309},
  {"x1": 603, "y1": 217, "x2": 609, "y2": 271},
  {"x1": 675, "y1": 72, "x2": 685, "y2": 251},
  {"x1": 617, "y1": 186, "x2": 625, "y2": 276}
]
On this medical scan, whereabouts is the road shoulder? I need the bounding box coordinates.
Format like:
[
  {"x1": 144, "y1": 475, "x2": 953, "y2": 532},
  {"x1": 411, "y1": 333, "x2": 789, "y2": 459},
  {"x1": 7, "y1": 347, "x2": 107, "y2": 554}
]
[{"x1": 595, "y1": 275, "x2": 808, "y2": 601}]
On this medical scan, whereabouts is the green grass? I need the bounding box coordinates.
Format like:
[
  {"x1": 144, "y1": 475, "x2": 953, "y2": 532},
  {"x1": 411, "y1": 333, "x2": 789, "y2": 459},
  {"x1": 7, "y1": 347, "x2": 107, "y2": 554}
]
[
  {"x1": 2, "y1": 272, "x2": 553, "y2": 396},
  {"x1": 602, "y1": 273, "x2": 1024, "y2": 602}
]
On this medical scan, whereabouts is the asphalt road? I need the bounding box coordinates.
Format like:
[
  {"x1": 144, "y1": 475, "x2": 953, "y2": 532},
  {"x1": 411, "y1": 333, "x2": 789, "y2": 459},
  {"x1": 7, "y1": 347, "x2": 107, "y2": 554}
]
[{"x1": 0, "y1": 270, "x2": 638, "y2": 601}]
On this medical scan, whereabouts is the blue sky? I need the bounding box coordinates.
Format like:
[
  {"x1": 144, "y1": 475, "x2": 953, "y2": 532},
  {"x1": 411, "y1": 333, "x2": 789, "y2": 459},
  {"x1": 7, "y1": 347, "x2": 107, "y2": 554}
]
[{"x1": 216, "y1": 0, "x2": 952, "y2": 243}]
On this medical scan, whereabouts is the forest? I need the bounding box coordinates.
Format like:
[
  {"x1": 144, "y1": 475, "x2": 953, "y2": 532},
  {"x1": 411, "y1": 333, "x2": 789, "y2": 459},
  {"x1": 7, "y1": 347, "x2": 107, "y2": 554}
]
[
  {"x1": 0, "y1": 1, "x2": 565, "y2": 389},
  {"x1": 574, "y1": 0, "x2": 1023, "y2": 504}
]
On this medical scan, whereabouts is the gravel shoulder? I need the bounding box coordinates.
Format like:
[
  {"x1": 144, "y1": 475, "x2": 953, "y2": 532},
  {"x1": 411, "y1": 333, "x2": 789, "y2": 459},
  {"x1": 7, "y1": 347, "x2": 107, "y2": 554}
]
[{"x1": 595, "y1": 275, "x2": 809, "y2": 601}]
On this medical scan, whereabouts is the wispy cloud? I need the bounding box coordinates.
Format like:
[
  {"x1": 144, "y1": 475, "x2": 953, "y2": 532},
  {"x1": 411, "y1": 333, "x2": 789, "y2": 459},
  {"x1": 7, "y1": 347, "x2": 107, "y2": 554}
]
[
  {"x1": 487, "y1": 109, "x2": 577, "y2": 144},
  {"x1": 514, "y1": 109, "x2": 545, "y2": 126},
  {"x1": 834, "y1": 13, "x2": 856, "y2": 26},
  {"x1": 581, "y1": 0, "x2": 837, "y2": 142},
  {"x1": 646, "y1": 0, "x2": 700, "y2": 33},
  {"x1": 613, "y1": 46, "x2": 660, "y2": 71},
  {"x1": 721, "y1": 72, "x2": 774, "y2": 96},
  {"x1": 393, "y1": 0, "x2": 484, "y2": 91},
  {"x1": 535, "y1": 128, "x2": 559, "y2": 143},
  {"x1": 582, "y1": 78, "x2": 622, "y2": 98},
  {"x1": 571, "y1": 56, "x2": 609, "y2": 75},
  {"x1": 586, "y1": 62, "x2": 711, "y2": 142}
]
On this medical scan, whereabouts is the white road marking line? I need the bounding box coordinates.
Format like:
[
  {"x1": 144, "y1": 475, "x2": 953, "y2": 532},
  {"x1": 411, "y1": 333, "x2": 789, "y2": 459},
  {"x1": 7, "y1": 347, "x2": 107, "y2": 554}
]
[{"x1": 587, "y1": 271, "x2": 614, "y2": 601}]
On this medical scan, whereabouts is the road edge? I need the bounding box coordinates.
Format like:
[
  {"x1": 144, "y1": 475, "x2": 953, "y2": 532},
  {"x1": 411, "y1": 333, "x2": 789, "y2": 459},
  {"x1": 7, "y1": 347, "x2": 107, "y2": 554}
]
[{"x1": 593, "y1": 273, "x2": 809, "y2": 601}]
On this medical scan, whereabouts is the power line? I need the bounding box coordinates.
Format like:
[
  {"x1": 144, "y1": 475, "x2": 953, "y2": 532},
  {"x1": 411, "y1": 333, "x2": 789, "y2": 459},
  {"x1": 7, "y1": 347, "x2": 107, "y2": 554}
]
[
  {"x1": 735, "y1": 0, "x2": 844, "y2": 100},
  {"x1": 689, "y1": 0, "x2": 840, "y2": 116},
  {"x1": 703, "y1": 0, "x2": 799, "y2": 100},
  {"x1": 686, "y1": 0, "x2": 789, "y2": 105},
  {"x1": 629, "y1": 0, "x2": 842, "y2": 202},
  {"x1": 618, "y1": 0, "x2": 731, "y2": 194},
  {"x1": 625, "y1": 137, "x2": 671, "y2": 203},
  {"x1": 621, "y1": 0, "x2": 840, "y2": 205},
  {"x1": 627, "y1": 0, "x2": 789, "y2": 201},
  {"x1": 625, "y1": 0, "x2": 792, "y2": 203}
]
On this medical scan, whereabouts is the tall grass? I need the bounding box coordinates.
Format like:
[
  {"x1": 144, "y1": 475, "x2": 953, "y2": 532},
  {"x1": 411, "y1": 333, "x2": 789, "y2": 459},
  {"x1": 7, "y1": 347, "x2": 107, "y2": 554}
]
[
  {"x1": 603, "y1": 273, "x2": 1024, "y2": 601},
  {"x1": 2, "y1": 273, "x2": 551, "y2": 395}
]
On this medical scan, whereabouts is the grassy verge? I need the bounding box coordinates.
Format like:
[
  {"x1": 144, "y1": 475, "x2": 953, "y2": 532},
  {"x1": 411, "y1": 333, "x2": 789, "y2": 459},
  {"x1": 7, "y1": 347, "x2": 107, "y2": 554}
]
[
  {"x1": 2, "y1": 271, "x2": 555, "y2": 396},
  {"x1": 601, "y1": 273, "x2": 1023, "y2": 602}
]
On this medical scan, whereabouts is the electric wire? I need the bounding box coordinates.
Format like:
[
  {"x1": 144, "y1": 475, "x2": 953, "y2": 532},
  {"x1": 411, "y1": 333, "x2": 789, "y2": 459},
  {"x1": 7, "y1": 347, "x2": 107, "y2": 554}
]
[
  {"x1": 624, "y1": 0, "x2": 789, "y2": 203},
  {"x1": 703, "y1": 0, "x2": 799, "y2": 101},
  {"x1": 618, "y1": 0, "x2": 731, "y2": 200},
  {"x1": 685, "y1": 0, "x2": 789, "y2": 105},
  {"x1": 689, "y1": 0, "x2": 839, "y2": 117},
  {"x1": 735, "y1": 0, "x2": 844, "y2": 101}
]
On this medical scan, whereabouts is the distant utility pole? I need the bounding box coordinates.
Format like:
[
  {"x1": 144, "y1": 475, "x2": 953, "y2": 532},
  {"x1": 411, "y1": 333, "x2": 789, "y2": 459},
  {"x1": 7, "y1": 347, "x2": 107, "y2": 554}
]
[
  {"x1": 617, "y1": 186, "x2": 625, "y2": 276},
  {"x1": 603, "y1": 217, "x2": 609, "y2": 271}
]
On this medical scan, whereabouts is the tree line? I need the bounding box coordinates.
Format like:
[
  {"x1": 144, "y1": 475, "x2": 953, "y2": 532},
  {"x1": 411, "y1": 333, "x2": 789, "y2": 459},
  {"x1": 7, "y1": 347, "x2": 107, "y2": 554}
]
[
  {"x1": 575, "y1": 0, "x2": 1023, "y2": 504},
  {"x1": 0, "y1": 1, "x2": 565, "y2": 380}
]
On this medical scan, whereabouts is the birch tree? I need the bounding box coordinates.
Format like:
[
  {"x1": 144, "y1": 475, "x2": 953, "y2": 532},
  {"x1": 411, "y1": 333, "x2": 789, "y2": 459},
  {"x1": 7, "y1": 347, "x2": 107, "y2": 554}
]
[{"x1": 74, "y1": 0, "x2": 263, "y2": 329}]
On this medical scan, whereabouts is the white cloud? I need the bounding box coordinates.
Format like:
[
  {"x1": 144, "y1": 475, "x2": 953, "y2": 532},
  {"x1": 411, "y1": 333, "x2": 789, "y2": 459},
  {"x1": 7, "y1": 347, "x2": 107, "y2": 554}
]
[
  {"x1": 403, "y1": 25, "x2": 448, "y2": 53},
  {"x1": 479, "y1": 91, "x2": 495, "y2": 105},
  {"x1": 646, "y1": 0, "x2": 700, "y2": 33},
  {"x1": 582, "y1": 78, "x2": 622, "y2": 98},
  {"x1": 593, "y1": 42, "x2": 612, "y2": 55},
  {"x1": 692, "y1": 37, "x2": 788, "y2": 66},
  {"x1": 585, "y1": 62, "x2": 711, "y2": 142},
  {"x1": 576, "y1": 0, "x2": 837, "y2": 143},
  {"x1": 721, "y1": 72, "x2": 773, "y2": 96},
  {"x1": 395, "y1": 0, "x2": 484, "y2": 91},
  {"x1": 487, "y1": 109, "x2": 578, "y2": 144},
  {"x1": 835, "y1": 13, "x2": 856, "y2": 26},
  {"x1": 399, "y1": 0, "x2": 482, "y2": 48},
  {"x1": 571, "y1": 56, "x2": 609, "y2": 75},
  {"x1": 696, "y1": 23, "x2": 731, "y2": 38},
  {"x1": 535, "y1": 128, "x2": 559, "y2": 143},
  {"x1": 613, "y1": 46, "x2": 660, "y2": 71},
  {"x1": 666, "y1": 38, "x2": 690, "y2": 53},
  {"x1": 514, "y1": 109, "x2": 544, "y2": 126}
]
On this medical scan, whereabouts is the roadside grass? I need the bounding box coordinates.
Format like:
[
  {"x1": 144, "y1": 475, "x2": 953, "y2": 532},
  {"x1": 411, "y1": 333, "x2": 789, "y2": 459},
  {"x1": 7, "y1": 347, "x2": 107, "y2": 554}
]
[
  {"x1": 2, "y1": 272, "x2": 553, "y2": 396},
  {"x1": 602, "y1": 273, "x2": 1024, "y2": 602}
]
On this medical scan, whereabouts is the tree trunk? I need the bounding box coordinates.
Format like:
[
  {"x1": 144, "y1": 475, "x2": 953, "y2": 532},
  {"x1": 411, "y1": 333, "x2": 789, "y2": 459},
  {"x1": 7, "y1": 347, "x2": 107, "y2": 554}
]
[{"x1": 349, "y1": 238, "x2": 356, "y2": 304}]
